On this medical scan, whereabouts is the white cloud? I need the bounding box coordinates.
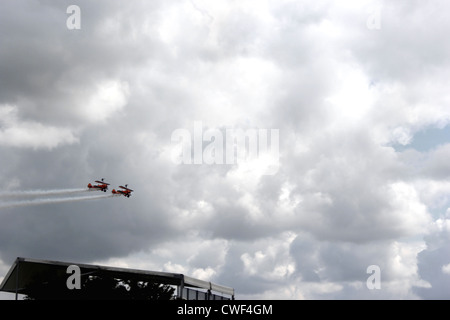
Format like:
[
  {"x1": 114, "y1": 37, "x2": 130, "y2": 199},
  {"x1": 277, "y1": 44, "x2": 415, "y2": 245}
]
[
  {"x1": 163, "y1": 261, "x2": 186, "y2": 274},
  {"x1": 442, "y1": 264, "x2": 450, "y2": 275},
  {"x1": 240, "y1": 232, "x2": 295, "y2": 280},
  {"x1": 192, "y1": 267, "x2": 216, "y2": 281},
  {"x1": 82, "y1": 80, "x2": 130, "y2": 123},
  {"x1": 414, "y1": 212, "x2": 450, "y2": 298},
  {"x1": 325, "y1": 62, "x2": 376, "y2": 126},
  {"x1": 0, "y1": 104, "x2": 78, "y2": 149},
  {"x1": 2, "y1": 0, "x2": 450, "y2": 300},
  {"x1": 386, "y1": 182, "x2": 432, "y2": 236}
]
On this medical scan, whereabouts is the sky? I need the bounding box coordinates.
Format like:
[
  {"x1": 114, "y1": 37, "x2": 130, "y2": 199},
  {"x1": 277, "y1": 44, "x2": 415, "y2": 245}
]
[{"x1": 1, "y1": 0, "x2": 450, "y2": 300}]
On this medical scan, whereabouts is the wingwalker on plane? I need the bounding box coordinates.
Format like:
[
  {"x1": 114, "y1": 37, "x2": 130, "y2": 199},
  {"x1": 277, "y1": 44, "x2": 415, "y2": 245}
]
[
  {"x1": 87, "y1": 179, "x2": 110, "y2": 192},
  {"x1": 112, "y1": 184, "x2": 133, "y2": 198}
]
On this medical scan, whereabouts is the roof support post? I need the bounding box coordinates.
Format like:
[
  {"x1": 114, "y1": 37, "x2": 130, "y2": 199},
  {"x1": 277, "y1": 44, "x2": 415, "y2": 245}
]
[
  {"x1": 177, "y1": 276, "x2": 184, "y2": 300},
  {"x1": 15, "y1": 259, "x2": 20, "y2": 300}
]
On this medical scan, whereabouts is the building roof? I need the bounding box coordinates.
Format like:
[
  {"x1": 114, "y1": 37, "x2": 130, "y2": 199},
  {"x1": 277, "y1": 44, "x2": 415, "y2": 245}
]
[{"x1": 0, "y1": 257, "x2": 234, "y2": 298}]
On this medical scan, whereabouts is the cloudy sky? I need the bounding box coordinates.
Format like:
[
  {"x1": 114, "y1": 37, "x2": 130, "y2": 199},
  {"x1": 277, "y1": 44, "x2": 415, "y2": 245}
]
[{"x1": 1, "y1": 0, "x2": 450, "y2": 299}]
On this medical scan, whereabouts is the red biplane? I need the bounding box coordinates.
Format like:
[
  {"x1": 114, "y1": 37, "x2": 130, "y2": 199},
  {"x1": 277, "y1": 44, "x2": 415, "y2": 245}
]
[
  {"x1": 112, "y1": 184, "x2": 133, "y2": 198},
  {"x1": 87, "y1": 179, "x2": 110, "y2": 192}
]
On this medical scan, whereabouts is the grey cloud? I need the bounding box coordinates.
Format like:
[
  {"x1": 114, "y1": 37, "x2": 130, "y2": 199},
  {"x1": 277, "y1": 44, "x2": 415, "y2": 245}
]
[
  {"x1": 413, "y1": 213, "x2": 450, "y2": 299},
  {"x1": 1, "y1": 0, "x2": 450, "y2": 300}
]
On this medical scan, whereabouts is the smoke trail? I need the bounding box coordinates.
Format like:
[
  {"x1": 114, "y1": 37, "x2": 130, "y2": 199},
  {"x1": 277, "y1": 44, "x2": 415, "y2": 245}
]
[
  {"x1": 0, "y1": 188, "x2": 89, "y2": 199},
  {"x1": 0, "y1": 193, "x2": 115, "y2": 210}
]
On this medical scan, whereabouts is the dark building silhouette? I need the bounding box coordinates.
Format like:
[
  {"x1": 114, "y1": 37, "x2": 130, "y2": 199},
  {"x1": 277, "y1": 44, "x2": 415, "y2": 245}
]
[{"x1": 0, "y1": 257, "x2": 235, "y2": 300}]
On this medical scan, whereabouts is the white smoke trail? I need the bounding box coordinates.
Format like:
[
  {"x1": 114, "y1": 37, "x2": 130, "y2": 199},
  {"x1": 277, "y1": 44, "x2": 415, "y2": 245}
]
[
  {"x1": 0, "y1": 188, "x2": 89, "y2": 199},
  {"x1": 0, "y1": 193, "x2": 115, "y2": 210}
]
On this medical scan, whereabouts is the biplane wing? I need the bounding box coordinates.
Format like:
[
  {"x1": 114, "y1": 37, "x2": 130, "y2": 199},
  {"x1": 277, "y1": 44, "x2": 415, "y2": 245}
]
[
  {"x1": 88, "y1": 178, "x2": 109, "y2": 192},
  {"x1": 112, "y1": 184, "x2": 133, "y2": 198}
]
